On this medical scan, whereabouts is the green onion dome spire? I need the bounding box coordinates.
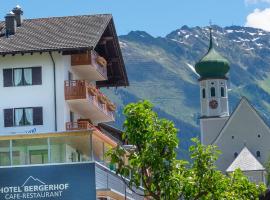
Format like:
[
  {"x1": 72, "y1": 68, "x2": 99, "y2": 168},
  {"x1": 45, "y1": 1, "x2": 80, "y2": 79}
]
[{"x1": 195, "y1": 27, "x2": 230, "y2": 79}]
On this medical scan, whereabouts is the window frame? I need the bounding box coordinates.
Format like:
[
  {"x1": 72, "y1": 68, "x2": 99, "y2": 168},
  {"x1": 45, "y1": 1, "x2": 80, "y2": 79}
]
[
  {"x1": 13, "y1": 67, "x2": 33, "y2": 87},
  {"x1": 14, "y1": 107, "x2": 34, "y2": 127},
  {"x1": 3, "y1": 67, "x2": 42, "y2": 87}
]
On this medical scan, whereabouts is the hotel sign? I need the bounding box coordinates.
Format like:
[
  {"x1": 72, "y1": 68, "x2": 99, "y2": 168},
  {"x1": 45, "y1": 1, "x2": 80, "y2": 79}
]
[{"x1": 0, "y1": 163, "x2": 96, "y2": 200}]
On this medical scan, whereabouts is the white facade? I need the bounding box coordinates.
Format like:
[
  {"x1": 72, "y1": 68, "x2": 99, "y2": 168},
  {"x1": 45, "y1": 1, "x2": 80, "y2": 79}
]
[
  {"x1": 0, "y1": 51, "x2": 109, "y2": 135},
  {"x1": 213, "y1": 98, "x2": 270, "y2": 172}
]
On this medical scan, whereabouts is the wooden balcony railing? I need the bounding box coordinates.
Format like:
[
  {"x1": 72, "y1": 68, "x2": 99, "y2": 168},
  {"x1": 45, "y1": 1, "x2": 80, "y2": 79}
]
[
  {"x1": 65, "y1": 80, "x2": 87, "y2": 100},
  {"x1": 66, "y1": 121, "x2": 94, "y2": 131},
  {"x1": 71, "y1": 50, "x2": 107, "y2": 78},
  {"x1": 65, "y1": 80, "x2": 116, "y2": 120}
]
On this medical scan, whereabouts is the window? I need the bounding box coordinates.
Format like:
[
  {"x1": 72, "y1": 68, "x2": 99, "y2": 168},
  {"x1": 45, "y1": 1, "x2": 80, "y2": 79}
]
[
  {"x1": 29, "y1": 150, "x2": 48, "y2": 164},
  {"x1": 256, "y1": 151, "x2": 261, "y2": 157},
  {"x1": 234, "y1": 152, "x2": 238, "y2": 158},
  {"x1": 258, "y1": 134, "x2": 261, "y2": 138},
  {"x1": 4, "y1": 107, "x2": 43, "y2": 127},
  {"x1": 14, "y1": 108, "x2": 33, "y2": 126},
  {"x1": 232, "y1": 136, "x2": 234, "y2": 139},
  {"x1": 3, "y1": 67, "x2": 42, "y2": 87},
  {"x1": 202, "y1": 88, "x2": 206, "y2": 99},
  {"x1": 221, "y1": 87, "x2": 225, "y2": 97},
  {"x1": 0, "y1": 152, "x2": 10, "y2": 166},
  {"x1": 210, "y1": 87, "x2": 215, "y2": 97}
]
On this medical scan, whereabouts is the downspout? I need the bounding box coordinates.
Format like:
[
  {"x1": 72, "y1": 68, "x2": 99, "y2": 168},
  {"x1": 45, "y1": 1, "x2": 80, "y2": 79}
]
[{"x1": 49, "y1": 52, "x2": 57, "y2": 131}]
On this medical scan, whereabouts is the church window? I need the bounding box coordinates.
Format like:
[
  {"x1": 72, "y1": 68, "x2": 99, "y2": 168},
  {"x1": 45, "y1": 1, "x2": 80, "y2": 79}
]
[
  {"x1": 202, "y1": 89, "x2": 206, "y2": 98},
  {"x1": 221, "y1": 87, "x2": 225, "y2": 97},
  {"x1": 231, "y1": 136, "x2": 234, "y2": 139},
  {"x1": 210, "y1": 87, "x2": 215, "y2": 97},
  {"x1": 211, "y1": 82, "x2": 214, "y2": 85},
  {"x1": 258, "y1": 134, "x2": 261, "y2": 138},
  {"x1": 234, "y1": 152, "x2": 238, "y2": 158},
  {"x1": 256, "y1": 151, "x2": 261, "y2": 157}
]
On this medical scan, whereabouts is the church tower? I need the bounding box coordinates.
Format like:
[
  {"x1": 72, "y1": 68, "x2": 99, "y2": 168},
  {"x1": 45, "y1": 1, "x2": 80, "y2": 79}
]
[{"x1": 195, "y1": 28, "x2": 230, "y2": 144}]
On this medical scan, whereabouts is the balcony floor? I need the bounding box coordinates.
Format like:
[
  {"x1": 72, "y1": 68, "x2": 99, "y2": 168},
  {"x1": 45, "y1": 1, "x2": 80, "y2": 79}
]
[{"x1": 72, "y1": 65, "x2": 107, "y2": 81}]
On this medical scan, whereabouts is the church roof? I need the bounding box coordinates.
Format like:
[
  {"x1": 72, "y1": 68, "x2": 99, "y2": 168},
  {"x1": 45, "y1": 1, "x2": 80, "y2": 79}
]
[
  {"x1": 211, "y1": 97, "x2": 270, "y2": 144},
  {"x1": 226, "y1": 146, "x2": 265, "y2": 172},
  {"x1": 195, "y1": 28, "x2": 230, "y2": 79}
]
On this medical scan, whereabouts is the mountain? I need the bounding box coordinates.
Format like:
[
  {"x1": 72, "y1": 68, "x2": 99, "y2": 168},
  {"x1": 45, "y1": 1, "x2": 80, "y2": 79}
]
[{"x1": 102, "y1": 25, "x2": 270, "y2": 159}]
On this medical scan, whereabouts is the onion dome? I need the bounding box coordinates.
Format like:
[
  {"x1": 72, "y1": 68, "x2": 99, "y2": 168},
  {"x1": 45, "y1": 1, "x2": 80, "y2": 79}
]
[{"x1": 195, "y1": 28, "x2": 230, "y2": 79}]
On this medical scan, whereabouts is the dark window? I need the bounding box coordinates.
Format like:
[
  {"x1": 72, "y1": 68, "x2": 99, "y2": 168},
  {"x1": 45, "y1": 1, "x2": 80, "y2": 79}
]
[
  {"x1": 210, "y1": 87, "x2": 215, "y2": 97},
  {"x1": 234, "y1": 152, "x2": 238, "y2": 158},
  {"x1": 202, "y1": 89, "x2": 206, "y2": 98},
  {"x1": 221, "y1": 87, "x2": 225, "y2": 97},
  {"x1": 232, "y1": 136, "x2": 234, "y2": 139},
  {"x1": 4, "y1": 107, "x2": 43, "y2": 127},
  {"x1": 256, "y1": 151, "x2": 261, "y2": 157},
  {"x1": 258, "y1": 134, "x2": 261, "y2": 138},
  {"x1": 70, "y1": 111, "x2": 74, "y2": 122},
  {"x1": 3, "y1": 67, "x2": 42, "y2": 87}
]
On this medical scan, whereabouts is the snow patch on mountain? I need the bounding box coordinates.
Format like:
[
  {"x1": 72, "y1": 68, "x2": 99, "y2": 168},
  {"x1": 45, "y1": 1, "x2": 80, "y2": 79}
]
[
  {"x1": 186, "y1": 63, "x2": 199, "y2": 77},
  {"x1": 119, "y1": 41, "x2": 128, "y2": 48},
  {"x1": 248, "y1": 32, "x2": 257, "y2": 36}
]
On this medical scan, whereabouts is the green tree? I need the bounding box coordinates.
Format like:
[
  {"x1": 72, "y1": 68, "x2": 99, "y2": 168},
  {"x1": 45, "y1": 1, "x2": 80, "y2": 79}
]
[
  {"x1": 265, "y1": 156, "x2": 270, "y2": 186},
  {"x1": 107, "y1": 100, "x2": 266, "y2": 200}
]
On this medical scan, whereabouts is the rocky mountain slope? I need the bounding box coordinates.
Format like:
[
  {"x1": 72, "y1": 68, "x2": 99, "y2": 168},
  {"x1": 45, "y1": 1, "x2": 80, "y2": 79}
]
[{"x1": 102, "y1": 25, "x2": 270, "y2": 158}]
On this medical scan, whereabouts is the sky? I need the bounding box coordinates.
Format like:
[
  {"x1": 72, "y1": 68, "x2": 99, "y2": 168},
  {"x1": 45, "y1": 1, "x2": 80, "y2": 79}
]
[{"x1": 0, "y1": 0, "x2": 270, "y2": 37}]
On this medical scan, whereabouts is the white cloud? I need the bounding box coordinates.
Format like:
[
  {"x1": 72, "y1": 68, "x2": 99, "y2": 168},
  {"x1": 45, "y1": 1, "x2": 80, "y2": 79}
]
[
  {"x1": 245, "y1": 0, "x2": 270, "y2": 4},
  {"x1": 245, "y1": 8, "x2": 270, "y2": 31}
]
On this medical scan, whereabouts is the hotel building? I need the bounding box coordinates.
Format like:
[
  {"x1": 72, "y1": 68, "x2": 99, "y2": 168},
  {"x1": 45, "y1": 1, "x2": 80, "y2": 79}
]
[{"x1": 0, "y1": 6, "x2": 143, "y2": 200}]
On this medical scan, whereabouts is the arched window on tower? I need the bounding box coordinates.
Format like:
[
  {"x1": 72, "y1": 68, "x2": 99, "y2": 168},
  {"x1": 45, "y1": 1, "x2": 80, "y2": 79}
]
[
  {"x1": 210, "y1": 87, "x2": 215, "y2": 97},
  {"x1": 256, "y1": 151, "x2": 261, "y2": 158},
  {"x1": 202, "y1": 88, "x2": 206, "y2": 99},
  {"x1": 234, "y1": 152, "x2": 238, "y2": 158},
  {"x1": 221, "y1": 87, "x2": 225, "y2": 97}
]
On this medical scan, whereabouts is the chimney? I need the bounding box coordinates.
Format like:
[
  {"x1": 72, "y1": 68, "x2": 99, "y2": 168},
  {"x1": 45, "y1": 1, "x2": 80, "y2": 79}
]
[
  {"x1": 5, "y1": 11, "x2": 16, "y2": 36},
  {"x1": 12, "y1": 5, "x2": 23, "y2": 27}
]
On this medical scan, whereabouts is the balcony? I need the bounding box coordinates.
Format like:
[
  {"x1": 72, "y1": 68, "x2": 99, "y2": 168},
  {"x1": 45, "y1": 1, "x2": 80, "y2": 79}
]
[
  {"x1": 95, "y1": 162, "x2": 144, "y2": 200},
  {"x1": 71, "y1": 50, "x2": 107, "y2": 81},
  {"x1": 66, "y1": 121, "x2": 95, "y2": 131},
  {"x1": 65, "y1": 80, "x2": 116, "y2": 124}
]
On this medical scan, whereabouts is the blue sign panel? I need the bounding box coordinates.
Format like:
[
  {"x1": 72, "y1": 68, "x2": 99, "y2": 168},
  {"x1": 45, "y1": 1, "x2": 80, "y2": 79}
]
[{"x1": 0, "y1": 163, "x2": 96, "y2": 200}]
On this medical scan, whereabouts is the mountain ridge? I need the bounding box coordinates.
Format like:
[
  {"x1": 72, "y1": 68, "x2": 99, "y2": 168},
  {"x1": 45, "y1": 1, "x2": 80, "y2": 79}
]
[{"x1": 102, "y1": 25, "x2": 270, "y2": 158}]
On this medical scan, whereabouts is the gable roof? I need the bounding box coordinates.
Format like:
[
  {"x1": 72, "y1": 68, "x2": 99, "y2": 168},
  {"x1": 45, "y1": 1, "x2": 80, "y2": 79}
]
[
  {"x1": 226, "y1": 146, "x2": 265, "y2": 172},
  {"x1": 98, "y1": 123, "x2": 124, "y2": 144},
  {"x1": 0, "y1": 14, "x2": 129, "y2": 87},
  {"x1": 211, "y1": 97, "x2": 270, "y2": 144},
  {"x1": 0, "y1": 14, "x2": 111, "y2": 54}
]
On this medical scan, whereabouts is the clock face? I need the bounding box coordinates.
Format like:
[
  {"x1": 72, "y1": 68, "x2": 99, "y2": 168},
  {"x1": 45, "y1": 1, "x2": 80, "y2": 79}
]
[{"x1": 209, "y1": 100, "x2": 218, "y2": 109}]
